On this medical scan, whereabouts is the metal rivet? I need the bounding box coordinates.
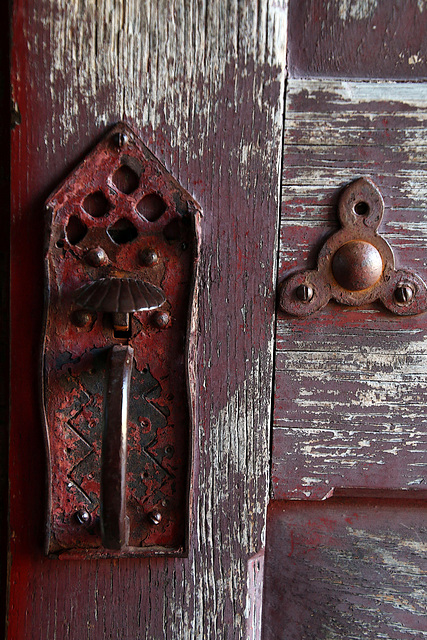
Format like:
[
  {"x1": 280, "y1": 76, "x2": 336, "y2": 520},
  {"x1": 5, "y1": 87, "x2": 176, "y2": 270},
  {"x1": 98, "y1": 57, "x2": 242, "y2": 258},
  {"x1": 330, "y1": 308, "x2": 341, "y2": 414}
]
[
  {"x1": 296, "y1": 284, "x2": 314, "y2": 303},
  {"x1": 139, "y1": 248, "x2": 158, "y2": 267},
  {"x1": 148, "y1": 511, "x2": 162, "y2": 525},
  {"x1": 85, "y1": 247, "x2": 108, "y2": 267},
  {"x1": 153, "y1": 311, "x2": 170, "y2": 328},
  {"x1": 75, "y1": 509, "x2": 91, "y2": 525},
  {"x1": 113, "y1": 131, "x2": 129, "y2": 149},
  {"x1": 394, "y1": 284, "x2": 414, "y2": 305},
  {"x1": 72, "y1": 309, "x2": 95, "y2": 328}
]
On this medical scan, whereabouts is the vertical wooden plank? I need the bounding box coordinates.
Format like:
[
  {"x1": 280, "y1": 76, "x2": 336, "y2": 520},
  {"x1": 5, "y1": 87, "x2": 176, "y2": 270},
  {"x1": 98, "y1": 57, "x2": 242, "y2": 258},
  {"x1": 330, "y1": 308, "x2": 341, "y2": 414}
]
[
  {"x1": 9, "y1": 1, "x2": 287, "y2": 638},
  {"x1": 0, "y1": 1, "x2": 10, "y2": 637}
]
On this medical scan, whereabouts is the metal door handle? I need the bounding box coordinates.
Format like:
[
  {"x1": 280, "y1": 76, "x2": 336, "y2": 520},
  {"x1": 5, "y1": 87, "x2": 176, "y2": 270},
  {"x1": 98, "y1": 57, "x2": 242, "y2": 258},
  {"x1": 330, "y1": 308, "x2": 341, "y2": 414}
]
[
  {"x1": 101, "y1": 344, "x2": 133, "y2": 550},
  {"x1": 75, "y1": 276, "x2": 165, "y2": 550},
  {"x1": 42, "y1": 123, "x2": 201, "y2": 558}
]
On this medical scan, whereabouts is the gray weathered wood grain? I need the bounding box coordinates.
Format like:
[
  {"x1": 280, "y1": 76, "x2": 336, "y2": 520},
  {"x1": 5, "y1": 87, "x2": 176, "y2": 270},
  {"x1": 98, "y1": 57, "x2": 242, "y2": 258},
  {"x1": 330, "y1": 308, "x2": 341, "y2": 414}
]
[
  {"x1": 273, "y1": 79, "x2": 427, "y2": 500},
  {"x1": 9, "y1": 1, "x2": 287, "y2": 638}
]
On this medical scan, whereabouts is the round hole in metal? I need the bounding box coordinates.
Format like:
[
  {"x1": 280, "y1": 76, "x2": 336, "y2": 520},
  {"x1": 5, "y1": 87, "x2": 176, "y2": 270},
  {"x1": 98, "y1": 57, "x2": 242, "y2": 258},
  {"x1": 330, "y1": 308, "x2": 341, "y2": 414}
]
[{"x1": 354, "y1": 201, "x2": 370, "y2": 216}]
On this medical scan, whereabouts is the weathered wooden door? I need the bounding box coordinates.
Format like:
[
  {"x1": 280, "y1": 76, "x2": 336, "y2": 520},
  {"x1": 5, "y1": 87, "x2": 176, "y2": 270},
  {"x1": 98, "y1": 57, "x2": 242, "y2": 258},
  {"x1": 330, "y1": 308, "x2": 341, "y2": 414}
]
[
  {"x1": 263, "y1": 2, "x2": 427, "y2": 638},
  {"x1": 7, "y1": 1, "x2": 427, "y2": 639}
]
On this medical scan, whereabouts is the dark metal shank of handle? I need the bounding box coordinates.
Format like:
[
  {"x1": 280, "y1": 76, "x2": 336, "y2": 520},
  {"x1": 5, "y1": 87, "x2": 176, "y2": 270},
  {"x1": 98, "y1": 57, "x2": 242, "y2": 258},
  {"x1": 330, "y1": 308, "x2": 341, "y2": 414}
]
[{"x1": 101, "y1": 344, "x2": 134, "y2": 550}]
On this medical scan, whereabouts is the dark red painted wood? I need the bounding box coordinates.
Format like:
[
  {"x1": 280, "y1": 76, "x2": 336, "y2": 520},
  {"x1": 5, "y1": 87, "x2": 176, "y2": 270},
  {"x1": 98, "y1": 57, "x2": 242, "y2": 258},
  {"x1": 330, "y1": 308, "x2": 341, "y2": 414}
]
[
  {"x1": 262, "y1": 498, "x2": 427, "y2": 640},
  {"x1": 8, "y1": 1, "x2": 285, "y2": 637},
  {"x1": 0, "y1": 0, "x2": 10, "y2": 635},
  {"x1": 288, "y1": 0, "x2": 427, "y2": 79}
]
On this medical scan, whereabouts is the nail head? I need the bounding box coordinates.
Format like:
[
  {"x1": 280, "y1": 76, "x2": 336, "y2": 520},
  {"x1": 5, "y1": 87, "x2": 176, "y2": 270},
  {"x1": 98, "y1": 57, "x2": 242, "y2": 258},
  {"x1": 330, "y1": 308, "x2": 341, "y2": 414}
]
[
  {"x1": 148, "y1": 511, "x2": 162, "y2": 525},
  {"x1": 139, "y1": 248, "x2": 158, "y2": 267},
  {"x1": 72, "y1": 309, "x2": 95, "y2": 328},
  {"x1": 85, "y1": 247, "x2": 108, "y2": 267},
  {"x1": 113, "y1": 131, "x2": 129, "y2": 149},
  {"x1": 75, "y1": 509, "x2": 91, "y2": 525},
  {"x1": 153, "y1": 311, "x2": 170, "y2": 328}
]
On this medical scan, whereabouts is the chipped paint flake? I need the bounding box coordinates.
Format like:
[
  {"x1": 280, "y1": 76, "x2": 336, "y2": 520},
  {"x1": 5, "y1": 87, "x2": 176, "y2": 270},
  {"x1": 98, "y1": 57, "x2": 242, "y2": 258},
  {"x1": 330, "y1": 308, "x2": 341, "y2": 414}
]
[{"x1": 338, "y1": 0, "x2": 378, "y2": 21}]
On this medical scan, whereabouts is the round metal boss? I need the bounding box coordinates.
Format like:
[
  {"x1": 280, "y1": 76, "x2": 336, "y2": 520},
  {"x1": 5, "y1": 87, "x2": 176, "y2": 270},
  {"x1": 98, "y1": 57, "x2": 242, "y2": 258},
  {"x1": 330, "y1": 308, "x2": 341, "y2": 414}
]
[{"x1": 332, "y1": 240, "x2": 383, "y2": 291}]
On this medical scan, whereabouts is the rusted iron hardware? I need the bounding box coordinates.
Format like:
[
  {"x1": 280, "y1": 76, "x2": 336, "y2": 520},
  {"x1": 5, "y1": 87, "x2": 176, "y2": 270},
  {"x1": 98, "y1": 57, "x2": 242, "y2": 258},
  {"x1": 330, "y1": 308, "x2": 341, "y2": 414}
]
[
  {"x1": 43, "y1": 123, "x2": 201, "y2": 558},
  {"x1": 279, "y1": 178, "x2": 427, "y2": 317}
]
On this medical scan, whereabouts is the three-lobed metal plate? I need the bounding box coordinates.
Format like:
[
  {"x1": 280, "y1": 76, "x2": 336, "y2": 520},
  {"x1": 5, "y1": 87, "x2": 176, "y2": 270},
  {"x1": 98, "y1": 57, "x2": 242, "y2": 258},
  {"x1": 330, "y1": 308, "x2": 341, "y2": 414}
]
[{"x1": 279, "y1": 178, "x2": 427, "y2": 317}]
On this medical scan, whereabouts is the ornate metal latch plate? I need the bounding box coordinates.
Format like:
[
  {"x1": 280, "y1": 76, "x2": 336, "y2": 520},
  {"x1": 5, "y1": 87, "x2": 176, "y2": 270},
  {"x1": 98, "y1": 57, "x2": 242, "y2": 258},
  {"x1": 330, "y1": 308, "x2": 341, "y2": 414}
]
[
  {"x1": 43, "y1": 123, "x2": 201, "y2": 558},
  {"x1": 279, "y1": 178, "x2": 427, "y2": 317}
]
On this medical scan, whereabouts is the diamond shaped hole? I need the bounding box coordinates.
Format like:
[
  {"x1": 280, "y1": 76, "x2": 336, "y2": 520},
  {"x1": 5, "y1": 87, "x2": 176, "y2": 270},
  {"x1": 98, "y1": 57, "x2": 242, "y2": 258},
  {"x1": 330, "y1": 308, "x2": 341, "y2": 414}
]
[
  {"x1": 66, "y1": 216, "x2": 88, "y2": 245},
  {"x1": 136, "y1": 193, "x2": 167, "y2": 222},
  {"x1": 107, "y1": 218, "x2": 138, "y2": 244},
  {"x1": 82, "y1": 191, "x2": 109, "y2": 218},
  {"x1": 112, "y1": 165, "x2": 139, "y2": 194}
]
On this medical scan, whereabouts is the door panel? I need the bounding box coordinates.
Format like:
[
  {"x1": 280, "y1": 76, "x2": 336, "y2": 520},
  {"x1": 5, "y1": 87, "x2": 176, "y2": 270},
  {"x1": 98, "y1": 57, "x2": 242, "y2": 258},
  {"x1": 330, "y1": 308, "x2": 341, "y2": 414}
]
[
  {"x1": 273, "y1": 79, "x2": 427, "y2": 500},
  {"x1": 287, "y1": 0, "x2": 427, "y2": 80},
  {"x1": 263, "y1": 499, "x2": 427, "y2": 640},
  {"x1": 8, "y1": 1, "x2": 287, "y2": 638},
  {"x1": 264, "y1": 77, "x2": 427, "y2": 637}
]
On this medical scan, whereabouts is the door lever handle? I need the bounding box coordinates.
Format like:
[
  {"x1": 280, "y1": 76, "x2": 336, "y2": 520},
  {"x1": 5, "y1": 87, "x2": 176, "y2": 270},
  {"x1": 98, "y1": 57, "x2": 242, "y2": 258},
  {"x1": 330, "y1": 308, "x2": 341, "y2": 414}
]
[{"x1": 75, "y1": 277, "x2": 165, "y2": 550}]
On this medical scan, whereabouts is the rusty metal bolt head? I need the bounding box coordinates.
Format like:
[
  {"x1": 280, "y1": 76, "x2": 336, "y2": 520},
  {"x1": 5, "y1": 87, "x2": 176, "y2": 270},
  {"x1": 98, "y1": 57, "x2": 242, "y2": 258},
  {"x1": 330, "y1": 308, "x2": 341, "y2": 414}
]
[
  {"x1": 332, "y1": 240, "x2": 383, "y2": 291},
  {"x1": 75, "y1": 509, "x2": 91, "y2": 525},
  {"x1": 139, "y1": 248, "x2": 158, "y2": 267},
  {"x1": 148, "y1": 511, "x2": 162, "y2": 526},
  {"x1": 85, "y1": 247, "x2": 108, "y2": 267},
  {"x1": 296, "y1": 284, "x2": 314, "y2": 303},
  {"x1": 153, "y1": 310, "x2": 170, "y2": 328},
  {"x1": 394, "y1": 284, "x2": 414, "y2": 305},
  {"x1": 72, "y1": 309, "x2": 96, "y2": 328},
  {"x1": 112, "y1": 131, "x2": 129, "y2": 149}
]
